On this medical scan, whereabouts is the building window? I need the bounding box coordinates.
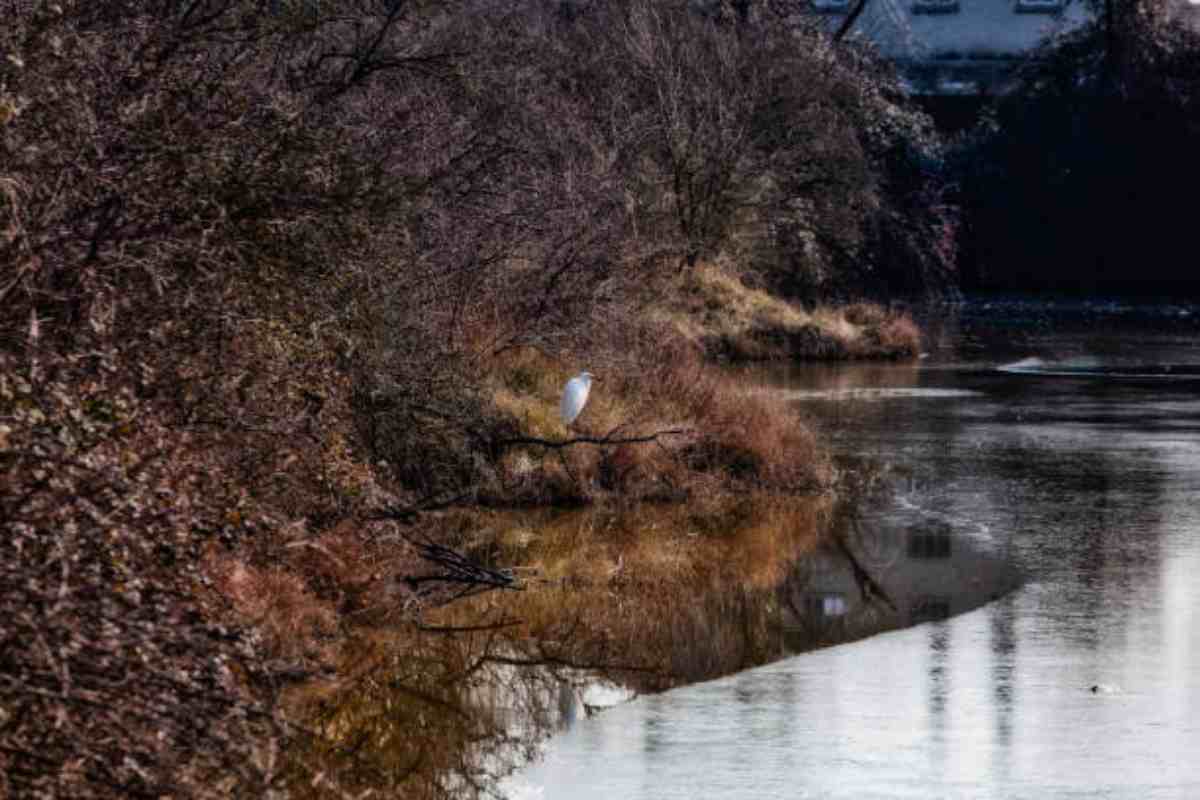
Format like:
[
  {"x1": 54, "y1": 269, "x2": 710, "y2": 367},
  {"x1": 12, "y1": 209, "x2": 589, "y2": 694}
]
[
  {"x1": 912, "y1": 0, "x2": 960, "y2": 13},
  {"x1": 908, "y1": 528, "x2": 952, "y2": 559},
  {"x1": 911, "y1": 596, "x2": 951, "y2": 623},
  {"x1": 811, "y1": 0, "x2": 852, "y2": 11},
  {"x1": 1015, "y1": 0, "x2": 1064, "y2": 10}
]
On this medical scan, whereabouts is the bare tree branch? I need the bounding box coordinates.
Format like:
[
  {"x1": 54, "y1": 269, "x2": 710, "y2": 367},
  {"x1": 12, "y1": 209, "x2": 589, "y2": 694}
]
[{"x1": 833, "y1": 0, "x2": 870, "y2": 43}]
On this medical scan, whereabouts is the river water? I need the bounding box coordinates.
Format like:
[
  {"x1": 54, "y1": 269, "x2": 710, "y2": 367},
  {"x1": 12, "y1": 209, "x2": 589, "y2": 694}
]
[{"x1": 507, "y1": 299, "x2": 1200, "y2": 799}]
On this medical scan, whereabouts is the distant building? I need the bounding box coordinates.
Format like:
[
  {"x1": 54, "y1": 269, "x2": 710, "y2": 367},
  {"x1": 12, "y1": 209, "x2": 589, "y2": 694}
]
[
  {"x1": 820, "y1": 0, "x2": 1200, "y2": 95},
  {"x1": 821, "y1": 0, "x2": 1089, "y2": 95}
]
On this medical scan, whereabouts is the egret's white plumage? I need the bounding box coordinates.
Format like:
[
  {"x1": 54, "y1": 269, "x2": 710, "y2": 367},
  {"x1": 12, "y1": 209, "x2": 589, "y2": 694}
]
[{"x1": 560, "y1": 371, "x2": 595, "y2": 426}]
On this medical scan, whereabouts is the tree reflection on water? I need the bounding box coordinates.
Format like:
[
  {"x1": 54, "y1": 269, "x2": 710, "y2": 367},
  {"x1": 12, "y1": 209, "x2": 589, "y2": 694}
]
[{"x1": 281, "y1": 486, "x2": 1017, "y2": 799}]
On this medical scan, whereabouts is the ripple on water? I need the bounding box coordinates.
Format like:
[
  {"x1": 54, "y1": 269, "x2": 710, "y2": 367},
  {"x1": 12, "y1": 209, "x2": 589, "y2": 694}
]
[
  {"x1": 998, "y1": 357, "x2": 1200, "y2": 380},
  {"x1": 513, "y1": 302, "x2": 1200, "y2": 800},
  {"x1": 778, "y1": 387, "x2": 984, "y2": 401}
]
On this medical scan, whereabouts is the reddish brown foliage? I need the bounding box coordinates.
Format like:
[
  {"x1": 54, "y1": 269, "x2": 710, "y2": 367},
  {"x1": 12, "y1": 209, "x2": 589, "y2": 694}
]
[
  {"x1": 1, "y1": 2, "x2": 941, "y2": 797},
  {"x1": 0, "y1": 351, "x2": 284, "y2": 798}
]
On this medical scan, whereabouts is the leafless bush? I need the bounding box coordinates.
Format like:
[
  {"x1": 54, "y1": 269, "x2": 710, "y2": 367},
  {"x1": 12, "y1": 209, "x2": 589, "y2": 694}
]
[
  {"x1": 507, "y1": 0, "x2": 954, "y2": 297},
  {"x1": 0, "y1": 351, "x2": 286, "y2": 798},
  {"x1": 0, "y1": 2, "x2": 946, "y2": 796}
]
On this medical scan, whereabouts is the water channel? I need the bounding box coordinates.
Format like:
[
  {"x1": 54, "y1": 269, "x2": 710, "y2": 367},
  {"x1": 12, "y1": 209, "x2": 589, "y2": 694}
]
[{"x1": 506, "y1": 298, "x2": 1200, "y2": 799}]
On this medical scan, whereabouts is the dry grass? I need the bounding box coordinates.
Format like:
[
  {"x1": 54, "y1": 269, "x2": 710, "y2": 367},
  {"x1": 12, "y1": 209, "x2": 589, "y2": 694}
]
[
  {"x1": 662, "y1": 261, "x2": 812, "y2": 341},
  {"x1": 876, "y1": 312, "x2": 923, "y2": 356},
  {"x1": 0, "y1": 2, "x2": 938, "y2": 796},
  {"x1": 479, "y1": 329, "x2": 835, "y2": 506},
  {"x1": 648, "y1": 260, "x2": 921, "y2": 361}
]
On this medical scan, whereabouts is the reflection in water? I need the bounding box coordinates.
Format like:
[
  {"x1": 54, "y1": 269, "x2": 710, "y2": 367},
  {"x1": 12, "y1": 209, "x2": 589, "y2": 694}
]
[
  {"x1": 990, "y1": 593, "x2": 1017, "y2": 753},
  {"x1": 508, "y1": 301, "x2": 1200, "y2": 800},
  {"x1": 999, "y1": 356, "x2": 1200, "y2": 381},
  {"x1": 778, "y1": 506, "x2": 1018, "y2": 654},
  {"x1": 286, "y1": 497, "x2": 840, "y2": 798},
  {"x1": 928, "y1": 622, "x2": 950, "y2": 730},
  {"x1": 908, "y1": 525, "x2": 952, "y2": 559}
]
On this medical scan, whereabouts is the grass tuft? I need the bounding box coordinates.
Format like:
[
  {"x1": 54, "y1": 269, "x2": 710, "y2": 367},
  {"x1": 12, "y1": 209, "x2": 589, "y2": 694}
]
[{"x1": 649, "y1": 260, "x2": 921, "y2": 361}]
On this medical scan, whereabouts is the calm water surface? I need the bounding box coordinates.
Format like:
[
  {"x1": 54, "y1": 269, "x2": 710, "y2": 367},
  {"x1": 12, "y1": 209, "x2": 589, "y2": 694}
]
[{"x1": 508, "y1": 299, "x2": 1200, "y2": 799}]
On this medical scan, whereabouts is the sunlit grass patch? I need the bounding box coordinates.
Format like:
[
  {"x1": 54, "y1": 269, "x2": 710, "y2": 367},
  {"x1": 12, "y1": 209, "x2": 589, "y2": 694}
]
[
  {"x1": 811, "y1": 305, "x2": 862, "y2": 343},
  {"x1": 876, "y1": 312, "x2": 922, "y2": 356},
  {"x1": 649, "y1": 260, "x2": 920, "y2": 361},
  {"x1": 478, "y1": 326, "x2": 834, "y2": 507},
  {"x1": 691, "y1": 260, "x2": 812, "y2": 331},
  {"x1": 472, "y1": 492, "x2": 830, "y2": 591},
  {"x1": 492, "y1": 386, "x2": 562, "y2": 439}
]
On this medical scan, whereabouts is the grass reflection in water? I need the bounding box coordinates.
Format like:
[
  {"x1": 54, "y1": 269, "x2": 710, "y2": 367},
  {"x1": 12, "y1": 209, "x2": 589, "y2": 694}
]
[{"x1": 281, "y1": 495, "x2": 832, "y2": 799}]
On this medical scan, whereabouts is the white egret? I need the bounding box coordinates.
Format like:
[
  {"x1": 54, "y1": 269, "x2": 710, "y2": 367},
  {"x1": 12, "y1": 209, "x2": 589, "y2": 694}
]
[{"x1": 559, "y1": 370, "x2": 595, "y2": 427}]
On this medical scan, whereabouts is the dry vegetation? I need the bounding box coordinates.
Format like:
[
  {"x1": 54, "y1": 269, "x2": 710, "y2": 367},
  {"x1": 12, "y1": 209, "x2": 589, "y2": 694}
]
[
  {"x1": 260, "y1": 494, "x2": 835, "y2": 798},
  {"x1": 651, "y1": 259, "x2": 922, "y2": 360},
  {"x1": 1, "y1": 1, "x2": 950, "y2": 798}
]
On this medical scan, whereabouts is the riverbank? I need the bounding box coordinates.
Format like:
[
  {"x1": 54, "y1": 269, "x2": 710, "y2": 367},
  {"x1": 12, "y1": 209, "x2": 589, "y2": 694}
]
[
  {"x1": 274, "y1": 494, "x2": 836, "y2": 795},
  {"x1": 0, "y1": 279, "x2": 907, "y2": 799},
  {"x1": 504, "y1": 298, "x2": 1200, "y2": 800},
  {"x1": 0, "y1": 270, "x2": 910, "y2": 799},
  {"x1": 1, "y1": 3, "x2": 941, "y2": 798},
  {"x1": 654, "y1": 261, "x2": 922, "y2": 362},
  {"x1": 188, "y1": 266, "x2": 915, "y2": 797},
  {"x1": 185, "y1": 310, "x2": 855, "y2": 799}
]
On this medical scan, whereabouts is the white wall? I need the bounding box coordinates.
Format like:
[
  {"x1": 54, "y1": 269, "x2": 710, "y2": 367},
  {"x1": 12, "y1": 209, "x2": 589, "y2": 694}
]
[{"x1": 848, "y1": 0, "x2": 1090, "y2": 61}]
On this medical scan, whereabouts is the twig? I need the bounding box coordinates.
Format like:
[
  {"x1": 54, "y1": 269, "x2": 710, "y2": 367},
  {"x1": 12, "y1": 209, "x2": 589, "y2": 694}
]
[
  {"x1": 397, "y1": 530, "x2": 520, "y2": 605},
  {"x1": 415, "y1": 619, "x2": 523, "y2": 634},
  {"x1": 557, "y1": 448, "x2": 580, "y2": 486},
  {"x1": 833, "y1": 0, "x2": 871, "y2": 43}
]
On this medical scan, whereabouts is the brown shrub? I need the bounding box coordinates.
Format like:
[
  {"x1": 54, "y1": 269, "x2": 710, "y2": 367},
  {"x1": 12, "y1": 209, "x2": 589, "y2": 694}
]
[
  {"x1": 843, "y1": 301, "x2": 891, "y2": 327},
  {"x1": 877, "y1": 312, "x2": 922, "y2": 357},
  {"x1": 595, "y1": 325, "x2": 833, "y2": 493},
  {"x1": 684, "y1": 380, "x2": 832, "y2": 490},
  {"x1": 206, "y1": 555, "x2": 338, "y2": 665},
  {"x1": 0, "y1": 3, "x2": 932, "y2": 798},
  {"x1": 0, "y1": 351, "x2": 284, "y2": 799}
]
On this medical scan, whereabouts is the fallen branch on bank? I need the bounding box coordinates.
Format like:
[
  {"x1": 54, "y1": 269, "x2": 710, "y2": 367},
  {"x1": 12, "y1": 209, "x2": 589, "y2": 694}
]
[
  {"x1": 493, "y1": 427, "x2": 692, "y2": 487},
  {"x1": 492, "y1": 427, "x2": 692, "y2": 452}
]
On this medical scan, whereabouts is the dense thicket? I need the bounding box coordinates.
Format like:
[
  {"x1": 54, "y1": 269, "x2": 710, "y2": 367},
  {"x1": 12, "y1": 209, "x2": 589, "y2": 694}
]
[
  {"x1": 956, "y1": 0, "x2": 1200, "y2": 292},
  {"x1": 525, "y1": 0, "x2": 957, "y2": 299},
  {"x1": 1, "y1": 1, "x2": 948, "y2": 796}
]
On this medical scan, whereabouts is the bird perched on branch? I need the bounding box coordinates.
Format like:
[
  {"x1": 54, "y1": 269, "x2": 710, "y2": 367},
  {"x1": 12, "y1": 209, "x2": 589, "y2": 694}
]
[{"x1": 560, "y1": 370, "x2": 595, "y2": 427}]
